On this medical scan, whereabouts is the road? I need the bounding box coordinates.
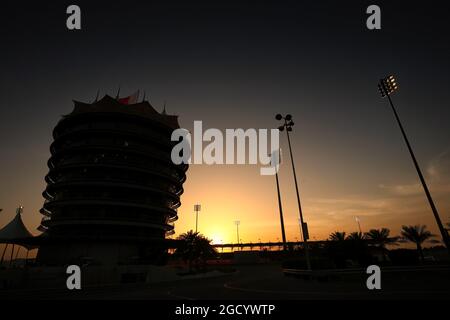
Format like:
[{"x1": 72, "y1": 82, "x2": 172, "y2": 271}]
[{"x1": 1, "y1": 264, "x2": 450, "y2": 299}]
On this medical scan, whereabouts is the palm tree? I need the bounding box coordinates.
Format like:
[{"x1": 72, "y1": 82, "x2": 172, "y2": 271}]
[
  {"x1": 401, "y1": 225, "x2": 434, "y2": 261},
  {"x1": 365, "y1": 228, "x2": 398, "y2": 249},
  {"x1": 175, "y1": 230, "x2": 217, "y2": 272},
  {"x1": 346, "y1": 232, "x2": 365, "y2": 241},
  {"x1": 329, "y1": 231, "x2": 346, "y2": 242},
  {"x1": 365, "y1": 228, "x2": 397, "y2": 262}
]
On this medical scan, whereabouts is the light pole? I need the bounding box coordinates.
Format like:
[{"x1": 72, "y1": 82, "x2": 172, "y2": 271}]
[
  {"x1": 276, "y1": 114, "x2": 312, "y2": 270},
  {"x1": 194, "y1": 204, "x2": 201, "y2": 233},
  {"x1": 355, "y1": 216, "x2": 362, "y2": 234},
  {"x1": 234, "y1": 220, "x2": 240, "y2": 246},
  {"x1": 378, "y1": 75, "x2": 450, "y2": 256},
  {"x1": 271, "y1": 150, "x2": 287, "y2": 250}
]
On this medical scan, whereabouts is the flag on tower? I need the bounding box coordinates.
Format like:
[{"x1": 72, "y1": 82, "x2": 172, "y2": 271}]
[{"x1": 118, "y1": 90, "x2": 140, "y2": 105}]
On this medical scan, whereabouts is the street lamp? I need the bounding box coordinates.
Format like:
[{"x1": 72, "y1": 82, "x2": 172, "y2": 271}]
[
  {"x1": 355, "y1": 216, "x2": 363, "y2": 234},
  {"x1": 271, "y1": 150, "x2": 287, "y2": 251},
  {"x1": 378, "y1": 75, "x2": 450, "y2": 255},
  {"x1": 276, "y1": 114, "x2": 312, "y2": 270},
  {"x1": 194, "y1": 204, "x2": 201, "y2": 233},
  {"x1": 234, "y1": 220, "x2": 240, "y2": 245}
]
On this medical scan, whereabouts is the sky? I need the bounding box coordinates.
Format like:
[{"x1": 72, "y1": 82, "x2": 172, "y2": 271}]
[{"x1": 0, "y1": 1, "x2": 449, "y2": 257}]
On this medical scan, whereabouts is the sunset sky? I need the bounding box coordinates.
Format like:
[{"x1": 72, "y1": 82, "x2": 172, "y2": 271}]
[{"x1": 1, "y1": 1, "x2": 449, "y2": 257}]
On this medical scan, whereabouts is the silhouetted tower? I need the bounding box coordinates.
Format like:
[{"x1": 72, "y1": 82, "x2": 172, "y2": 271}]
[{"x1": 37, "y1": 95, "x2": 188, "y2": 265}]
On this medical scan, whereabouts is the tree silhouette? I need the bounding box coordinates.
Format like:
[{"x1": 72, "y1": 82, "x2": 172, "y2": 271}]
[
  {"x1": 401, "y1": 225, "x2": 434, "y2": 262},
  {"x1": 365, "y1": 228, "x2": 398, "y2": 248},
  {"x1": 346, "y1": 232, "x2": 365, "y2": 241},
  {"x1": 365, "y1": 228, "x2": 397, "y2": 262},
  {"x1": 329, "y1": 231, "x2": 346, "y2": 242},
  {"x1": 175, "y1": 230, "x2": 217, "y2": 273},
  {"x1": 327, "y1": 231, "x2": 371, "y2": 267}
]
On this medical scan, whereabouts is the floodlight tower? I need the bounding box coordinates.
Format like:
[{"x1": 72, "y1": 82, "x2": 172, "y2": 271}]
[
  {"x1": 378, "y1": 75, "x2": 450, "y2": 256},
  {"x1": 271, "y1": 150, "x2": 287, "y2": 250},
  {"x1": 194, "y1": 204, "x2": 201, "y2": 233},
  {"x1": 276, "y1": 114, "x2": 312, "y2": 270}
]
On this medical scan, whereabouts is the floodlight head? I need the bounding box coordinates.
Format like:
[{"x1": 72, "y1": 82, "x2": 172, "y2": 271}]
[
  {"x1": 288, "y1": 121, "x2": 294, "y2": 126},
  {"x1": 275, "y1": 114, "x2": 283, "y2": 120},
  {"x1": 285, "y1": 114, "x2": 292, "y2": 121},
  {"x1": 379, "y1": 75, "x2": 399, "y2": 97},
  {"x1": 287, "y1": 127, "x2": 293, "y2": 132},
  {"x1": 278, "y1": 125, "x2": 285, "y2": 131}
]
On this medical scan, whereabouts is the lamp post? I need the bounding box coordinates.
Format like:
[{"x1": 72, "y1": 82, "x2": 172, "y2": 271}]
[
  {"x1": 271, "y1": 150, "x2": 287, "y2": 250},
  {"x1": 234, "y1": 220, "x2": 240, "y2": 246},
  {"x1": 378, "y1": 75, "x2": 450, "y2": 256},
  {"x1": 194, "y1": 204, "x2": 201, "y2": 233},
  {"x1": 276, "y1": 114, "x2": 312, "y2": 270},
  {"x1": 355, "y1": 216, "x2": 363, "y2": 234}
]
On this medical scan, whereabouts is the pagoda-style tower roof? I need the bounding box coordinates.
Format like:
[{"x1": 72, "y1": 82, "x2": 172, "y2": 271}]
[{"x1": 68, "y1": 95, "x2": 180, "y2": 129}]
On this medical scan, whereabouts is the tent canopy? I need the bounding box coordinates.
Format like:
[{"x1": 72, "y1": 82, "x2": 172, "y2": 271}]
[{"x1": 0, "y1": 212, "x2": 37, "y2": 250}]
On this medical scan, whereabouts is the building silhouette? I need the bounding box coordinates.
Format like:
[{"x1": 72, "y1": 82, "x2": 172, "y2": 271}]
[{"x1": 37, "y1": 95, "x2": 188, "y2": 265}]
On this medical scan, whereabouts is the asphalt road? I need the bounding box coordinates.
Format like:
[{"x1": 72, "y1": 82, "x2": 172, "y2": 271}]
[{"x1": 1, "y1": 264, "x2": 450, "y2": 300}]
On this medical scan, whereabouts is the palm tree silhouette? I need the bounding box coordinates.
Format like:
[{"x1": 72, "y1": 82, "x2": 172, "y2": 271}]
[
  {"x1": 401, "y1": 225, "x2": 434, "y2": 262},
  {"x1": 365, "y1": 228, "x2": 397, "y2": 261},
  {"x1": 346, "y1": 232, "x2": 365, "y2": 241},
  {"x1": 329, "y1": 231, "x2": 346, "y2": 242},
  {"x1": 175, "y1": 230, "x2": 217, "y2": 273},
  {"x1": 365, "y1": 228, "x2": 398, "y2": 248}
]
